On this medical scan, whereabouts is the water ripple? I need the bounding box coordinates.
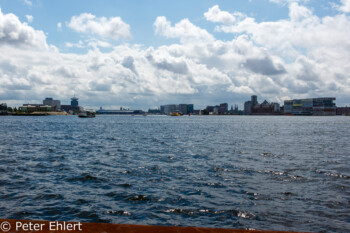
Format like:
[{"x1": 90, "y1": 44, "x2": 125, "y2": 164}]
[{"x1": 0, "y1": 115, "x2": 349, "y2": 232}]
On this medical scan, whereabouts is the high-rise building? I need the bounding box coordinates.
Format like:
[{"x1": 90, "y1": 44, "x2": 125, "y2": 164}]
[
  {"x1": 187, "y1": 104, "x2": 194, "y2": 114},
  {"x1": 244, "y1": 101, "x2": 252, "y2": 115},
  {"x1": 251, "y1": 95, "x2": 258, "y2": 107}
]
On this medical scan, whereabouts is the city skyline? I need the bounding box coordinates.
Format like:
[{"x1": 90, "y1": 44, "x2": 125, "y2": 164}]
[{"x1": 1, "y1": 0, "x2": 350, "y2": 109}]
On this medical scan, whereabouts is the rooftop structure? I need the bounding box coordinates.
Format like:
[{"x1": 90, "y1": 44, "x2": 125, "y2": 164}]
[{"x1": 71, "y1": 96, "x2": 79, "y2": 107}]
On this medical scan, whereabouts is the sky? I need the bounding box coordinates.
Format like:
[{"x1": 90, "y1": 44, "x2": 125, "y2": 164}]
[{"x1": 0, "y1": 0, "x2": 350, "y2": 109}]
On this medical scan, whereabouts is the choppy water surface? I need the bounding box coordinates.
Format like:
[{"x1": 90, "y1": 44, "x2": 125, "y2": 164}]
[{"x1": 0, "y1": 115, "x2": 349, "y2": 232}]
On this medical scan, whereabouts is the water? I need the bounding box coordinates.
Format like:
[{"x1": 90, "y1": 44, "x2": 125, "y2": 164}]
[{"x1": 0, "y1": 115, "x2": 349, "y2": 232}]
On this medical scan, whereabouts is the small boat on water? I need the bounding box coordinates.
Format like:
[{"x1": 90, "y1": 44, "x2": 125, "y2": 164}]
[
  {"x1": 169, "y1": 112, "x2": 183, "y2": 116},
  {"x1": 78, "y1": 109, "x2": 96, "y2": 118}
]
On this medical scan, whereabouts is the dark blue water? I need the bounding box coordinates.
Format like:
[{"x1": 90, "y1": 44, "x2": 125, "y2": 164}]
[{"x1": 0, "y1": 115, "x2": 349, "y2": 232}]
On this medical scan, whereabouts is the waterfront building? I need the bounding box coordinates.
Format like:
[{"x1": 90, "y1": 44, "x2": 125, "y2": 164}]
[
  {"x1": 160, "y1": 104, "x2": 194, "y2": 115},
  {"x1": 60, "y1": 96, "x2": 81, "y2": 113},
  {"x1": 219, "y1": 103, "x2": 228, "y2": 114},
  {"x1": 43, "y1": 97, "x2": 61, "y2": 110},
  {"x1": 252, "y1": 100, "x2": 281, "y2": 115},
  {"x1": 96, "y1": 107, "x2": 143, "y2": 115},
  {"x1": 71, "y1": 96, "x2": 79, "y2": 107},
  {"x1": 244, "y1": 101, "x2": 252, "y2": 115},
  {"x1": 244, "y1": 95, "x2": 260, "y2": 115},
  {"x1": 19, "y1": 105, "x2": 53, "y2": 112},
  {"x1": 283, "y1": 97, "x2": 336, "y2": 116},
  {"x1": 187, "y1": 104, "x2": 194, "y2": 114},
  {"x1": 162, "y1": 104, "x2": 176, "y2": 115},
  {"x1": 336, "y1": 106, "x2": 350, "y2": 115},
  {"x1": 213, "y1": 106, "x2": 219, "y2": 115},
  {"x1": 148, "y1": 108, "x2": 161, "y2": 114},
  {"x1": 178, "y1": 104, "x2": 188, "y2": 115},
  {"x1": 206, "y1": 106, "x2": 214, "y2": 113},
  {"x1": 251, "y1": 95, "x2": 258, "y2": 107},
  {"x1": 244, "y1": 95, "x2": 281, "y2": 115}
]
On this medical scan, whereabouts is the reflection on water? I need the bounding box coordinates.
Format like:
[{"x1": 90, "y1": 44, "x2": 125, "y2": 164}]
[{"x1": 0, "y1": 115, "x2": 349, "y2": 232}]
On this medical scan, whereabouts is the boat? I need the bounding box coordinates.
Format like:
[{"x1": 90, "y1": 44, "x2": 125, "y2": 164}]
[
  {"x1": 169, "y1": 112, "x2": 183, "y2": 116},
  {"x1": 78, "y1": 109, "x2": 96, "y2": 118}
]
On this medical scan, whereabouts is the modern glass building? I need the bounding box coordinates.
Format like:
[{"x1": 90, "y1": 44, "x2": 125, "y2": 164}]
[{"x1": 284, "y1": 97, "x2": 336, "y2": 116}]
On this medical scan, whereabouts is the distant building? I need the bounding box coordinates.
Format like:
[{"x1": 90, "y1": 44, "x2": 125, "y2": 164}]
[
  {"x1": 213, "y1": 106, "x2": 219, "y2": 115},
  {"x1": 252, "y1": 100, "x2": 281, "y2": 115},
  {"x1": 60, "y1": 96, "x2": 81, "y2": 113},
  {"x1": 206, "y1": 106, "x2": 214, "y2": 113},
  {"x1": 228, "y1": 104, "x2": 242, "y2": 115},
  {"x1": 251, "y1": 95, "x2": 258, "y2": 107},
  {"x1": 148, "y1": 108, "x2": 161, "y2": 114},
  {"x1": 187, "y1": 104, "x2": 194, "y2": 114},
  {"x1": 336, "y1": 106, "x2": 350, "y2": 115},
  {"x1": 19, "y1": 105, "x2": 53, "y2": 112},
  {"x1": 178, "y1": 104, "x2": 188, "y2": 115},
  {"x1": 244, "y1": 95, "x2": 281, "y2": 115},
  {"x1": 244, "y1": 95, "x2": 260, "y2": 115},
  {"x1": 192, "y1": 110, "x2": 200, "y2": 115},
  {"x1": 71, "y1": 96, "x2": 79, "y2": 107},
  {"x1": 219, "y1": 103, "x2": 228, "y2": 114},
  {"x1": 162, "y1": 104, "x2": 176, "y2": 115},
  {"x1": 284, "y1": 97, "x2": 336, "y2": 116},
  {"x1": 244, "y1": 101, "x2": 252, "y2": 115},
  {"x1": 43, "y1": 97, "x2": 61, "y2": 110},
  {"x1": 160, "y1": 104, "x2": 194, "y2": 115},
  {"x1": 96, "y1": 107, "x2": 143, "y2": 115}
]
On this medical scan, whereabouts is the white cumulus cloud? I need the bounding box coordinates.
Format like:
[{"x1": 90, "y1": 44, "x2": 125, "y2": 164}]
[
  {"x1": 339, "y1": 0, "x2": 350, "y2": 13},
  {"x1": 0, "y1": 9, "x2": 47, "y2": 49},
  {"x1": 25, "y1": 15, "x2": 33, "y2": 23},
  {"x1": 154, "y1": 16, "x2": 215, "y2": 44},
  {"x1": 1, "y1": 5, "x2": 350, "y2": 108},
  {"x1": 67, "y1": 13, "x2": 131, "y2": 40}
]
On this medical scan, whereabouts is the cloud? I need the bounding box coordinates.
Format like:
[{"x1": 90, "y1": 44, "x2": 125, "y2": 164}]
[
  {"x1": 154, "y1": 16, "x2": 214, "y2": 43},
  {"x1": 67, "y1": 13, "x2": 131, "y2": 40},
  {"x1": 269, "y1": 0, "x2": 308, "y2": 5},
  {"x1": 25, "y1": 15, "x2": 33, "y2": 23},
  {"x1": 244, "y1": 57, "x2": 286, "y2": 76},
  {"x1": 57, "y1": 22, "x2": 62, "y2": 30},
  {"x1": 0, "y1": 9, "x2": 47, "y2": 49},
  {"x1": 147, "y1": 54, "x2": 189, "y2": 75},
  {"x1": 339, "y1": 0, "x2": 350, "y2": 13},
  {"x1": 1, "y1": 5, "x2": 350, "y2": 108},
  {"x1": 65, "y1": 40, "x2": 84, "y2": 48},
  {"x1": 23, "y1": 0, "x2": 32, "y2": 7},
  {"x1": 122, "y1": 56, "x2": 138, "y2": 76},
  {"x1": 204, "y1": 5, "x2": 246, "y2": 25}
]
